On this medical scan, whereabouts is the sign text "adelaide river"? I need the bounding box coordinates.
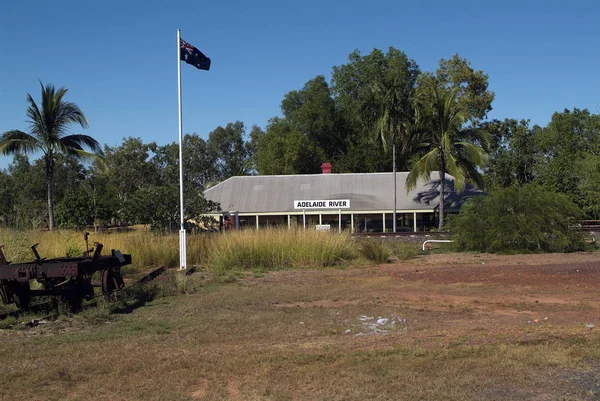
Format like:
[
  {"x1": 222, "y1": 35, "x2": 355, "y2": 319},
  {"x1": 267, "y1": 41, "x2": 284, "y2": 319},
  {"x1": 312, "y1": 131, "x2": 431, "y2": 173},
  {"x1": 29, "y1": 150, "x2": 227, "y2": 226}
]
[{"x1": 293, "y1": 200, "x2": 351, "y2": 209}]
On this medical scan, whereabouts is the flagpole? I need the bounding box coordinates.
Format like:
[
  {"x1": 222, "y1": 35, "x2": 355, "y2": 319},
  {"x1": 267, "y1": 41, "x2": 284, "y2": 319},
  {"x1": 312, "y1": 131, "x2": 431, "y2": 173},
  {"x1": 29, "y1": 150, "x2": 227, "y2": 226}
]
[{"x1": 177, "y1": 29, "x2": 187, "y2": 270}]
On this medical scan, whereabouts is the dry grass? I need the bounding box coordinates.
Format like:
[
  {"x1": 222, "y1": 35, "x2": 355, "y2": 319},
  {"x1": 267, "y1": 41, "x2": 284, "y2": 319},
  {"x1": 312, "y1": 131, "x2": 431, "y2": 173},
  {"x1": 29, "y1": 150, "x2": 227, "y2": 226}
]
[
  {"x1": 1, "y1": 252, "x2": 600, "y2": 400},
  {"x1": 0, "y1": 228, "x2": 360, "y2": 275}
]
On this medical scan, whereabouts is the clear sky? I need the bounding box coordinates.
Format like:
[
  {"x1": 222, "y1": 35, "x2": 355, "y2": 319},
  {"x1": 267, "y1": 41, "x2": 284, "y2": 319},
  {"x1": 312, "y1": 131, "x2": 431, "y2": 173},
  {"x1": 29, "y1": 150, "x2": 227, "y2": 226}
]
[{"x1": 1, "y1": 0, "x2": 599, "y2": 170}]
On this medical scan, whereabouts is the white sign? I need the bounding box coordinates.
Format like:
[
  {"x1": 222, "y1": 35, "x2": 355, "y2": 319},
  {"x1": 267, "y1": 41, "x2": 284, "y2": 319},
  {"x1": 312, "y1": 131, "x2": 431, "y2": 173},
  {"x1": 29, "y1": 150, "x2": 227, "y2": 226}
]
[
  {"x1": 294, "y1": 199, "x2": 350, "y2": 209},
  {"x1": 316, "y1": 224, "x2": 331, "y2": 231}
]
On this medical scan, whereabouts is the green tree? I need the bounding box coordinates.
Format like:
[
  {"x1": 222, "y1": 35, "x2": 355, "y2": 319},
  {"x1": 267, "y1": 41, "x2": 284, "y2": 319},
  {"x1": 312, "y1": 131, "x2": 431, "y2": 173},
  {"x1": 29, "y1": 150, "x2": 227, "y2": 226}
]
[
  {"x1": 255, "y1": 119, "x2": 325, "y2": 175},
  {"x1": 0, "y1": 171, "x2": 14, "y2": 227},
  {"x1": 0, "y1": 82, "x2": 102, "y2": 230},
  {"x1": 369, "y1": 50, "x2": 420, "y2": 232},
  {"x1": 419, "y1": 54, "x2": 495, "y2": 123},
  {"x1": 331, "y1": 48, "x2": 420, "y2": 173},
  {"x1": 5, "y1": 155, "x2": 47, "y2": 229},
  {"x1": 534, "y1": 108, "x2": 600, "y2": 208},
  {"x1": 208, "y1": 121, "x2": 251, "y2": 179},
  {"x1": 246, "y1": 125, "x2": 265, "y2": 173},
  {"x1": 407, "y1": 84, "x2": 490, "y2": 230},
  {"x1": 103, "y1": 137, "x2": 159, "y2": 222},
  {"x1": 576, "y1": 154, "x2": 600, "y2": 218},
  {"x1": 483, "y1": 119, "x2": 537, "y2": 188},
  {"x1": 281, "y1": 75, "x2": 345, "y2": 160}
]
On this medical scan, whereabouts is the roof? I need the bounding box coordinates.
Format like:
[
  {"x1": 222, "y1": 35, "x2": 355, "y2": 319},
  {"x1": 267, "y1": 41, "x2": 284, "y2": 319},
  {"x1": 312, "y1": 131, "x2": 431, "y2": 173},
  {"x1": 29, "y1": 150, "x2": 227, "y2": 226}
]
[{"x1": 203, "y1": 172, "x2": 483, "y2": 214}]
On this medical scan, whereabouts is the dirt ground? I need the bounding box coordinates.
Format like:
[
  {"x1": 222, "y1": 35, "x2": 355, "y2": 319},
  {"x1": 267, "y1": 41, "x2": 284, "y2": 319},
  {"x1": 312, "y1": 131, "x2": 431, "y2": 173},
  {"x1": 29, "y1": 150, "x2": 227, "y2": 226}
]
[
  {"x1": 2, "y1": 251, "x2": 600, "y2": 400},
  {"x1": 256, "y1": 252, "x2": 600, "y2": 345}
]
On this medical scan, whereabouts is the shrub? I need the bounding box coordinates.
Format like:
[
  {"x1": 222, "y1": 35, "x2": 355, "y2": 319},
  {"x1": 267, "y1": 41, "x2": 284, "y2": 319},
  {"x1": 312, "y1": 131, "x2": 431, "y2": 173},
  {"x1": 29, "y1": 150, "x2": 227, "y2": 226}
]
[{"x1": 447, "y1": 184, "x2": 586, "y2": 253}]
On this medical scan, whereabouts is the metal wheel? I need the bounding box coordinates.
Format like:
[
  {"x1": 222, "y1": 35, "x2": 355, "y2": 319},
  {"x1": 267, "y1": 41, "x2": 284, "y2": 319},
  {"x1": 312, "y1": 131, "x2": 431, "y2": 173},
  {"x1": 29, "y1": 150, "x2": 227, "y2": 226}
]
[
  {"x1": 0, "y1": 282, "x2": 9, "y2": 305},
  {"x1": 11, "y1": 282, "x2": 31, "y2": 310},
  {"x1": 102, "y1": 269, "x2": 124, "y2": 295}
]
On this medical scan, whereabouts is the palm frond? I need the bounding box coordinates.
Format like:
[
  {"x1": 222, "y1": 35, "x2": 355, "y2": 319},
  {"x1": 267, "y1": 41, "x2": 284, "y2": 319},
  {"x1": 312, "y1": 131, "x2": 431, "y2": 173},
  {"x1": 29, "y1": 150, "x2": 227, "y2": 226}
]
[
  {"x1": 455, "y1": 141, "x2": 487, "y2": 166},
  {"x1": 69, "y1": 149, "x2": 105, "y2": 165},
  {"x1": 26, "y1": 93, "x2": 46, "y2": 139},
  {"x1": 406, "y1": 148, "x2": 439, "y2": 191},
  {"x1": 55, "y1": 102, "x2": 89, "y2": 136},
  {"x1": 60, "y1": 134, "x2": 102, "y2": 154},
  {"x1": 444, "y1": 153, "x2": 465, "y2": 192},
  {"x1": 0, "y1": 130, "x2": 42, "y2": 155}
]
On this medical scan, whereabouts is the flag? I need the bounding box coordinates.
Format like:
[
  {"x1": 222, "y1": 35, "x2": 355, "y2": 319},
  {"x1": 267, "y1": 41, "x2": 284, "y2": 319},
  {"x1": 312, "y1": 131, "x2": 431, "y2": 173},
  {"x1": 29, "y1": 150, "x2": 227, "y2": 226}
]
[{"x1": 180, "y1": 38, "x2": 211, "y2": 71}]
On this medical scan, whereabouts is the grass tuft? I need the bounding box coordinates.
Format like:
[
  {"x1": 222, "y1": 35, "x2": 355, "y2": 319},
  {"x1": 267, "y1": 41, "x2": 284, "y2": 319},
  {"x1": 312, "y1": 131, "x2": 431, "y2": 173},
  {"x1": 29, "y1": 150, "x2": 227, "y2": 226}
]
[{"x1": 359, "y1": 240, "x2": 392, "y2": 263}]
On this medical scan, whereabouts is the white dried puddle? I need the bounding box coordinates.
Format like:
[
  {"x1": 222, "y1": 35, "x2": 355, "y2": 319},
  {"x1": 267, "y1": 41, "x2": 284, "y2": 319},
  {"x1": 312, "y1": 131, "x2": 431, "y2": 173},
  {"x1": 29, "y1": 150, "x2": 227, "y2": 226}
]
[{"x1": 344, "y1": 315, "x2": 407, "y2": 336}]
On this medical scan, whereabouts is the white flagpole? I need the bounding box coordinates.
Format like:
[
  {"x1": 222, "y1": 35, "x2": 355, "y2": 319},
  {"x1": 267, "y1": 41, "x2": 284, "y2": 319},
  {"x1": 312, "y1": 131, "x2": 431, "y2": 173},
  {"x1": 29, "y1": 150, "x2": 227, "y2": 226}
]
[{"x1": 177, "y1": 29, "x2": 187, "y2": 270}]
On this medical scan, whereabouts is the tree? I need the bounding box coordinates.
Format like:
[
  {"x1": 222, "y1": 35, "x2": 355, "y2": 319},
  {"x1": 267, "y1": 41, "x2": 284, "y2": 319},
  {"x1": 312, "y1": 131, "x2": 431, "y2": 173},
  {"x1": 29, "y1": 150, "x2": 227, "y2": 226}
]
[
  {"x1": 331, "y1": 48, "x2": 420, "y2": 173},
  {"x1": 281, "y1": 75, "x2": 345, "y2": 160},
  {"x1": 0, "y1": 82, "x2": 102, "y2": 230},
  {"x1": 534, "y1": 108, "x2": 600, "y2": 208},
  {"x1": 5, "y1": 154, "x2": 47, "y2": 229},
  {"x1": 103, "y1": 137, "x2": 159, "y2": 222},
  {"x1": 255, "y1": 118, "x2": 325, "y2": 175},
  {"x1": 483, "y1": 119, "x2": 537, "y2": 188},
  {"x1": 577, "y1": 154, "x2": 600, "y2": 218},
  {"x1": 208, "y1": 121, "x2": 251, "y2": 179},
  {"x1": 407, "y1": 84, "x2": 490, "y2": 230},
  {"x1": 0, "y1": 171, "x2": 14, "y2": 227},
  {"x1": 369, "y1": 50, "x2": 420, "y2": 232},
  {"x1": 418, "y1": 54, "x2": 495, "y2": 124}
]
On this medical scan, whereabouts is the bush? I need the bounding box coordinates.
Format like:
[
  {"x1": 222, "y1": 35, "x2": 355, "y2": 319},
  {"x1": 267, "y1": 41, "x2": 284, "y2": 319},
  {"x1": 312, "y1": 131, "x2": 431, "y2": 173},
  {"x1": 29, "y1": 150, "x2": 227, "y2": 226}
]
[{"x1": 447, "y1": 184, "x2": 586, "y2": 253}]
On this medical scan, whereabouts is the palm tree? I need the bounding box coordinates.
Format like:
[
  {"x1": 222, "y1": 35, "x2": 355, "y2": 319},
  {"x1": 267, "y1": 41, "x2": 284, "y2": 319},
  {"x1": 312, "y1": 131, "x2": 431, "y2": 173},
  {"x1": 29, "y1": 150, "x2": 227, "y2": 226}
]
[
  {"x1": 371, "y1": 73, "x2": 417, "y2": 232},
  {"x1": 406, "y1": 83, "x2": 490, "y2": 230},
  {"x1": 0, "y1": 82, "x2": 102, "y2": 230}
]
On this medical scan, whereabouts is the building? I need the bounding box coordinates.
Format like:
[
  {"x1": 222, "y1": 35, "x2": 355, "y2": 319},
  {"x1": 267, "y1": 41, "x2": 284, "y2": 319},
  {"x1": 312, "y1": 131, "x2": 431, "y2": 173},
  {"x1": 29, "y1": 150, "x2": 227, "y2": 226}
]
[{"x1": 203, "y1": 164, "x2": 482, "y2": 232}]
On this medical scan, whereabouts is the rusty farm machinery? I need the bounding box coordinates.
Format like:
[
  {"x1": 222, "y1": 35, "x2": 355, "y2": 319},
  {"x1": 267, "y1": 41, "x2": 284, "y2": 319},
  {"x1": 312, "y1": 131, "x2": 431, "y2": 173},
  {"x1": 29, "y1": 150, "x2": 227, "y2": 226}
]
[{"x1": 0, "y1": 236, "x2": 132, "y2": 311}]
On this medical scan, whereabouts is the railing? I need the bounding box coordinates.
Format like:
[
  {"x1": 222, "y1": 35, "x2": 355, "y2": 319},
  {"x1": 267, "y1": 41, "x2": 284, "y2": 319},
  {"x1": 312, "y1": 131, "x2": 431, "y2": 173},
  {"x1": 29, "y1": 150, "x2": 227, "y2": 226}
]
[
  {"x1": 422, "y1": 240, "x2": 454, "y2": 251},
  {"x1": 581, "y1": 220, "x2": 600, "y2": 230}
]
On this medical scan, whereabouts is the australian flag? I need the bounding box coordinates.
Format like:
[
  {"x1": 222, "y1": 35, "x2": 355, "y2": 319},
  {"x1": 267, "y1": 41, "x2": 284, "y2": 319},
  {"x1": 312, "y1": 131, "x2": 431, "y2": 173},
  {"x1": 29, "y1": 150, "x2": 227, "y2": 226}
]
[{"x1": 180, "y1": 38, "x2": 211, "y2": 71}]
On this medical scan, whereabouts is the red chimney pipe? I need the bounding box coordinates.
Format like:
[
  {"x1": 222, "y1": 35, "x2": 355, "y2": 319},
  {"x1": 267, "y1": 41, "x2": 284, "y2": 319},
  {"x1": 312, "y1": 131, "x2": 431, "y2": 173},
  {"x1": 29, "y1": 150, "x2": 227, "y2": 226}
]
[{"x1": 320, "y1": 162, "x2": 332, "y2": 174}]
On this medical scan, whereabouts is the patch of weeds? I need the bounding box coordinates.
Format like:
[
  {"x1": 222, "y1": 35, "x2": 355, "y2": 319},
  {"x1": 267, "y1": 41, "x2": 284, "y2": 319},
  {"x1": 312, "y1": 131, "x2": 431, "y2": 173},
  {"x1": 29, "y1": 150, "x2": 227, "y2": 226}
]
[
  {"x1": 79, "y1": 299, "x2": 115, "y2": 325},
  {"x1": 174, "y1": 271, "x2": 188, "y2": 294},
  {"x1": 0, "y1": 316, "x2": 17, "y2": 329},
  {"x1": 64, "y1": 242, "x2": 83, "y2": 258},
  {"x1": 155, "y1": 320, "x2": 174, "y2": 335},
  {"x1": 110, "y1": 283, "x2": 160, "y2": 313},
  {"x1": 359, "y1": 240, "x2": 391, "y2": 263},
  {"x1": 390, "y1": 243, "x2": 421, "y2": 261},
  {"x1": 210, "y1": 271, "x2": 244, "y2": 284}
]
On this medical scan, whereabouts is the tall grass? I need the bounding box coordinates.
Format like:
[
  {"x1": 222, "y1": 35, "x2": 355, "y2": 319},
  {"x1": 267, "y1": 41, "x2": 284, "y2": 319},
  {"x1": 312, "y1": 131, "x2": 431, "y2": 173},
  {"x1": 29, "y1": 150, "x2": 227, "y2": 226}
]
[
  {"x1": 208, "y1": 228, "x2": 357, "y2": 274},
  {"x1": 0, "y1": 228, "x2": 361, "y2": 275}
]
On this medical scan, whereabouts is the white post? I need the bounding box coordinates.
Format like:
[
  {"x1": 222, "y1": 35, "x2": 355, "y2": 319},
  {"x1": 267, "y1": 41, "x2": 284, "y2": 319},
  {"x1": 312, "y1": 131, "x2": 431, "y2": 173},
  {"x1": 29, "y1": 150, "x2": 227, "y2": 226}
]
[
  {"x1": 413, "y1": 212, "x2": 417, "y2": 232},
  {"x1": 303, "y1": 209, "x2": 306, "y2": 230},
  {"x1": 382, "y1": 213, "x2": 386, "y2": 233},
  {"x1": 339, "y1": 209, "x2": 341, "y2": 233},
  {"x1": 351, "y1": 213, "x2": 354, "y2": 232},
  {"x1": 177, "y1": 29, "x2": 186, "y2": 270}
]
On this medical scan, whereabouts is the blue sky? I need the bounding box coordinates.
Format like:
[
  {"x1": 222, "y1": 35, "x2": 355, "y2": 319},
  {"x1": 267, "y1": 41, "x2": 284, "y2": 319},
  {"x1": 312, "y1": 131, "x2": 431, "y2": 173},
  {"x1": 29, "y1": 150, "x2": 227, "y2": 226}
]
[{"x1": 1, "y1": 0, "x2": 599, "y2": 170}]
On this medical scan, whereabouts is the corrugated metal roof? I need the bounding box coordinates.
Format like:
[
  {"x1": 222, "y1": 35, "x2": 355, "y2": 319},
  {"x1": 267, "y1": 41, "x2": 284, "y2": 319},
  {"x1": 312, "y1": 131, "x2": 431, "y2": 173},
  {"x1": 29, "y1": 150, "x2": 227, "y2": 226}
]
[{"x1": 203, "y1": 172, "x2": 482, "y2": 214}]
